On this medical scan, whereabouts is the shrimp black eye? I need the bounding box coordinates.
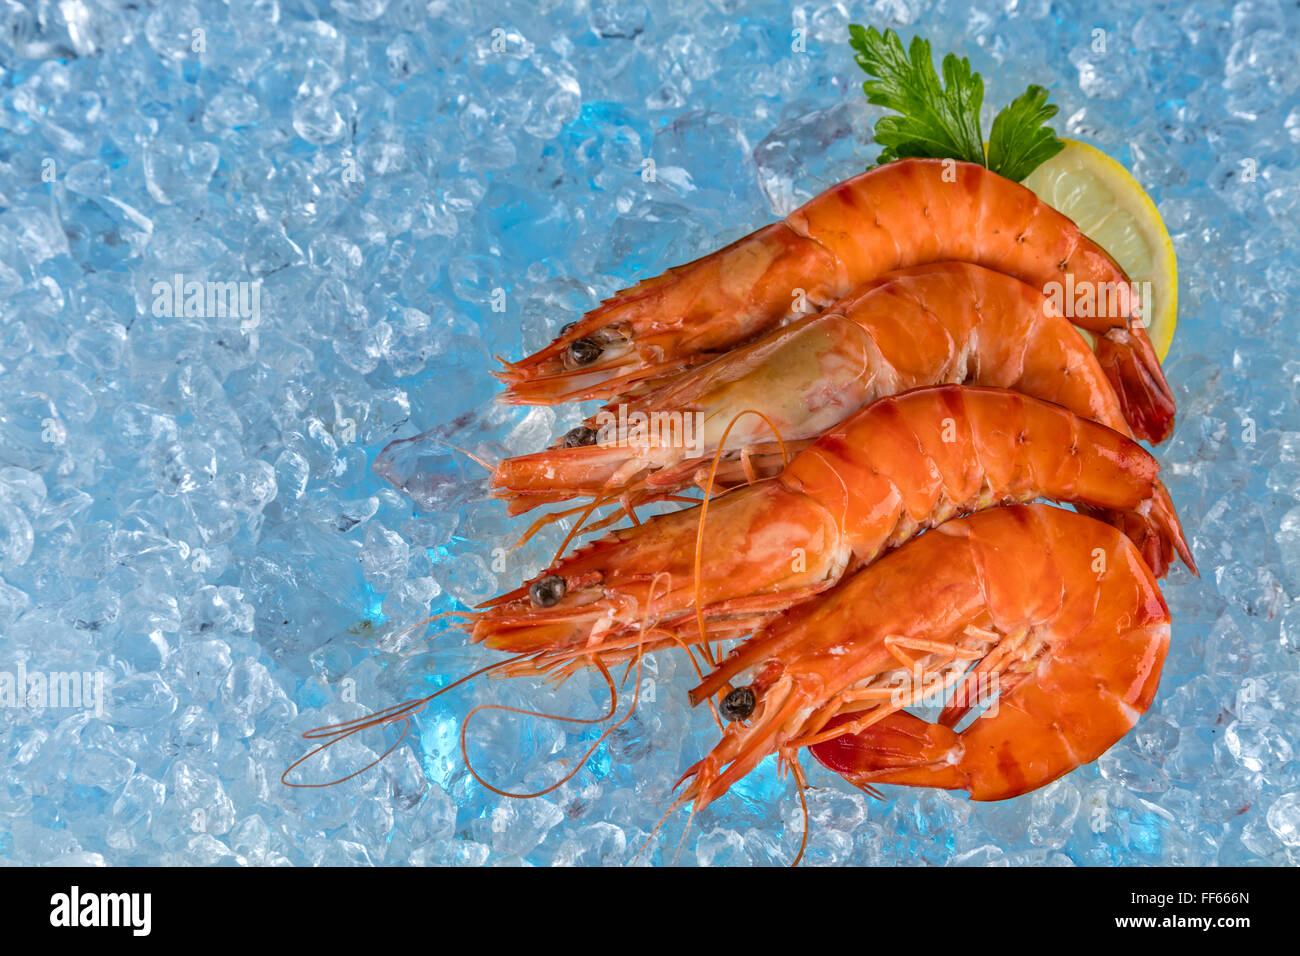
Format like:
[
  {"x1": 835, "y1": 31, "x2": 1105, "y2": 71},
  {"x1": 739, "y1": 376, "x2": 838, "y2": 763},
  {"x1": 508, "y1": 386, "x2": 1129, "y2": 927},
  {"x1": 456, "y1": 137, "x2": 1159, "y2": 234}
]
[
  {"x1": 559, "y1": 321, "x2": 577, "y2": 335},
  {"x1": 561, "y1": 426, "x2": 598, "y2": 448},
  {"x1": 529, "y1": 574, "x2": 566, "y2": 608},
  {"x1": 720, "y1": 686, "x2": 756, "y2": 722},
  {"x1": 566, "y1": 338, "x2": 602, "y2": 366}
]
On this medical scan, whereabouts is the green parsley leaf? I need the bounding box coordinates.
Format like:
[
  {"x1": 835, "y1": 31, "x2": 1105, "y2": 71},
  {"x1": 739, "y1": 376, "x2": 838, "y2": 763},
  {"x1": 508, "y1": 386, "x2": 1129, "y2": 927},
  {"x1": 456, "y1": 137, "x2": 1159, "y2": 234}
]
[
  {"x1": 986, "y1": 84, "x2": 1065, "y2": 182},
  {"x1": 848, "y1": 25, "x2": 985, "y2": 167},
  {"x1": 849, "y1": 25, "x2": 1064, "y2": 182}
]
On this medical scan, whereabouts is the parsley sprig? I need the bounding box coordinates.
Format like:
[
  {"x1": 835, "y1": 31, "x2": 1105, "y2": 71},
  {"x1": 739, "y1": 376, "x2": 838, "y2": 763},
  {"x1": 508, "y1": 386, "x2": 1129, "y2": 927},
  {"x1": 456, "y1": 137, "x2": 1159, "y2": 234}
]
[{"x1": 848, "y1": 25, "x2": 1064, "y2": 182}]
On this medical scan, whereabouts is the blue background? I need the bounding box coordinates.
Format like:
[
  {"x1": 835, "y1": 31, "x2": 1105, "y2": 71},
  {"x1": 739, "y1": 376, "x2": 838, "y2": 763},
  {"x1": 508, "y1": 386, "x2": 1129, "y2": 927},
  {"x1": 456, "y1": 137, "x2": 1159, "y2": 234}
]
[{"x1": 0, "y1": 0, "x2": 1297, "y2": 865}]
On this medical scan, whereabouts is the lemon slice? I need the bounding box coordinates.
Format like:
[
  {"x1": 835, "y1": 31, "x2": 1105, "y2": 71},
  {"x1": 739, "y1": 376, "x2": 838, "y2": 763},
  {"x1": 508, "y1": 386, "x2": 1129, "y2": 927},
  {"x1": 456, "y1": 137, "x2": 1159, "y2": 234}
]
[{"x1": 1021, "y1": 139, "x2": 1178, "y2": 361}]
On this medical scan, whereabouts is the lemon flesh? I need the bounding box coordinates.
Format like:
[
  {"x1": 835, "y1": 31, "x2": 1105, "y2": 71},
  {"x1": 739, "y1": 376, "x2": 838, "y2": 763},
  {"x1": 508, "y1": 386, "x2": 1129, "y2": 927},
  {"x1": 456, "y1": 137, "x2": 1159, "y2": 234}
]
[{"x1": 1021, "y1": 139, "x2": 1179, "y2": 362}]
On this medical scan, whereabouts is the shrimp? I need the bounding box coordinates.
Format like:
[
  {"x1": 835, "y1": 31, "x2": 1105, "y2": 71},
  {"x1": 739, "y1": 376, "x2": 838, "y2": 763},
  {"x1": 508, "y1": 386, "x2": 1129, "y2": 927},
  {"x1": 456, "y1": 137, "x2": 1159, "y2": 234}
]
[
  {"x1": 678, "y1": 504, "x2": 1170, "y2": 811},
  {"x1": 495, "y1": 261, "x2": 1149, "y2": 522},
  {"x1": 497, "y1": 159, "x2": 1175, "y2": 444},
  {"x1": 471, "y1": 385, "x2": 1191, "y2": 680}
]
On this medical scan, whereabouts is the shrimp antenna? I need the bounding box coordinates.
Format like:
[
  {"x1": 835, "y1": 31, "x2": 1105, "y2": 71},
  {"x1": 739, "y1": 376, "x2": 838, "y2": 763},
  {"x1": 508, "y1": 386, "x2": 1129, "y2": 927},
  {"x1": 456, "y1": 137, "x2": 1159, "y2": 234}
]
[
  {"x1": 511, "y1": 498, "x2": 609, "y2": 551},
  {"x1": 636, "y1": 800, "x2": 682, "y2": 866},
  {"x1": 790, "y1": 757, "x2": 810, "y2": 867},
  {"x1": 670, "y1": 800, "x2": 699, "y2": 867},
  {"x1": 692, "y1": 409, "x2": 789, "y2": 667},
  {"x1": 281, "y1": 609, "x2": 480, "y2": 787},
  {"x1": 458, "y1": 573, "x2": 669, "y2": 801},
  {"x1": 376, "y1": 609, "x2": 478, "y2": 656},
  {"x1": 543, "y1": 486, "x2": 651, "y2": 563},
  {"x1": 509, "y1": 485, "x2": 628, "y2": 566},
  {"x1": 458, "y1": 655, "x2": 622, "y2": 799},
  {"x1": 549, "y1": 496, "x2": 605, "y2": 566},
  {"x1": 431, "y1": 436, "x2": 495, "y2": 473},
  {"x1": 281, "y1": 649, "x2": 534, "y2": 788},
  {"x1": 635, "y1": 761, "x2": 704, "y2": 867}
]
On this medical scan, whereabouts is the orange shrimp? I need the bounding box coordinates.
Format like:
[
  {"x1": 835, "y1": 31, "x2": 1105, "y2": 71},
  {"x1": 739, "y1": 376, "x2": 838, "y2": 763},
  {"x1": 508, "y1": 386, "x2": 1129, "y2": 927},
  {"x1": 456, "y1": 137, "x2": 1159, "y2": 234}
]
[
  {"x1": 471, "y1": 385, "x2": 1191, "y2": 680},
  {"x1": 495, "y1": 261, "x2": 1147, "y2": 522},
  {"x1": 678, "y1": 504, "x2": 1170, "y2": 811},
  {"x1": 498, "y1": 159, "x2": 1174, "y2": 444}
]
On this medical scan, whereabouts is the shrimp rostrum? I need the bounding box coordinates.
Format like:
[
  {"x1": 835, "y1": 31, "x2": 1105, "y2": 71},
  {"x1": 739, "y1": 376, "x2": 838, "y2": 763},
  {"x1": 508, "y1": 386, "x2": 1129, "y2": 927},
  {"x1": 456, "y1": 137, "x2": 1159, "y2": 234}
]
[
  {"x1": 679, "y1": 504, "x2": 1170, "y2": 811},
  {"x1": 472, "y1": 385, "x2": 1191, "y2": 680}
]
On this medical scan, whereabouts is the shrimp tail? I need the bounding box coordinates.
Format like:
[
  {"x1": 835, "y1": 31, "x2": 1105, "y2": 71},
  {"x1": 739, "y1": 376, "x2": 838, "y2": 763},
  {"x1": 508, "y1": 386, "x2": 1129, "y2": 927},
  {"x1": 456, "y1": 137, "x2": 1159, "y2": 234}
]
[
  {"x1": 1081, "y1": 479, "x2": 1197, "y2": 579},
  {"x1": 1147, "y1": 481, "x2": 1198, "y2": 576},
  {"x1": 1095, "y1": 327, "x2": 1176, "y2": 444}
]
